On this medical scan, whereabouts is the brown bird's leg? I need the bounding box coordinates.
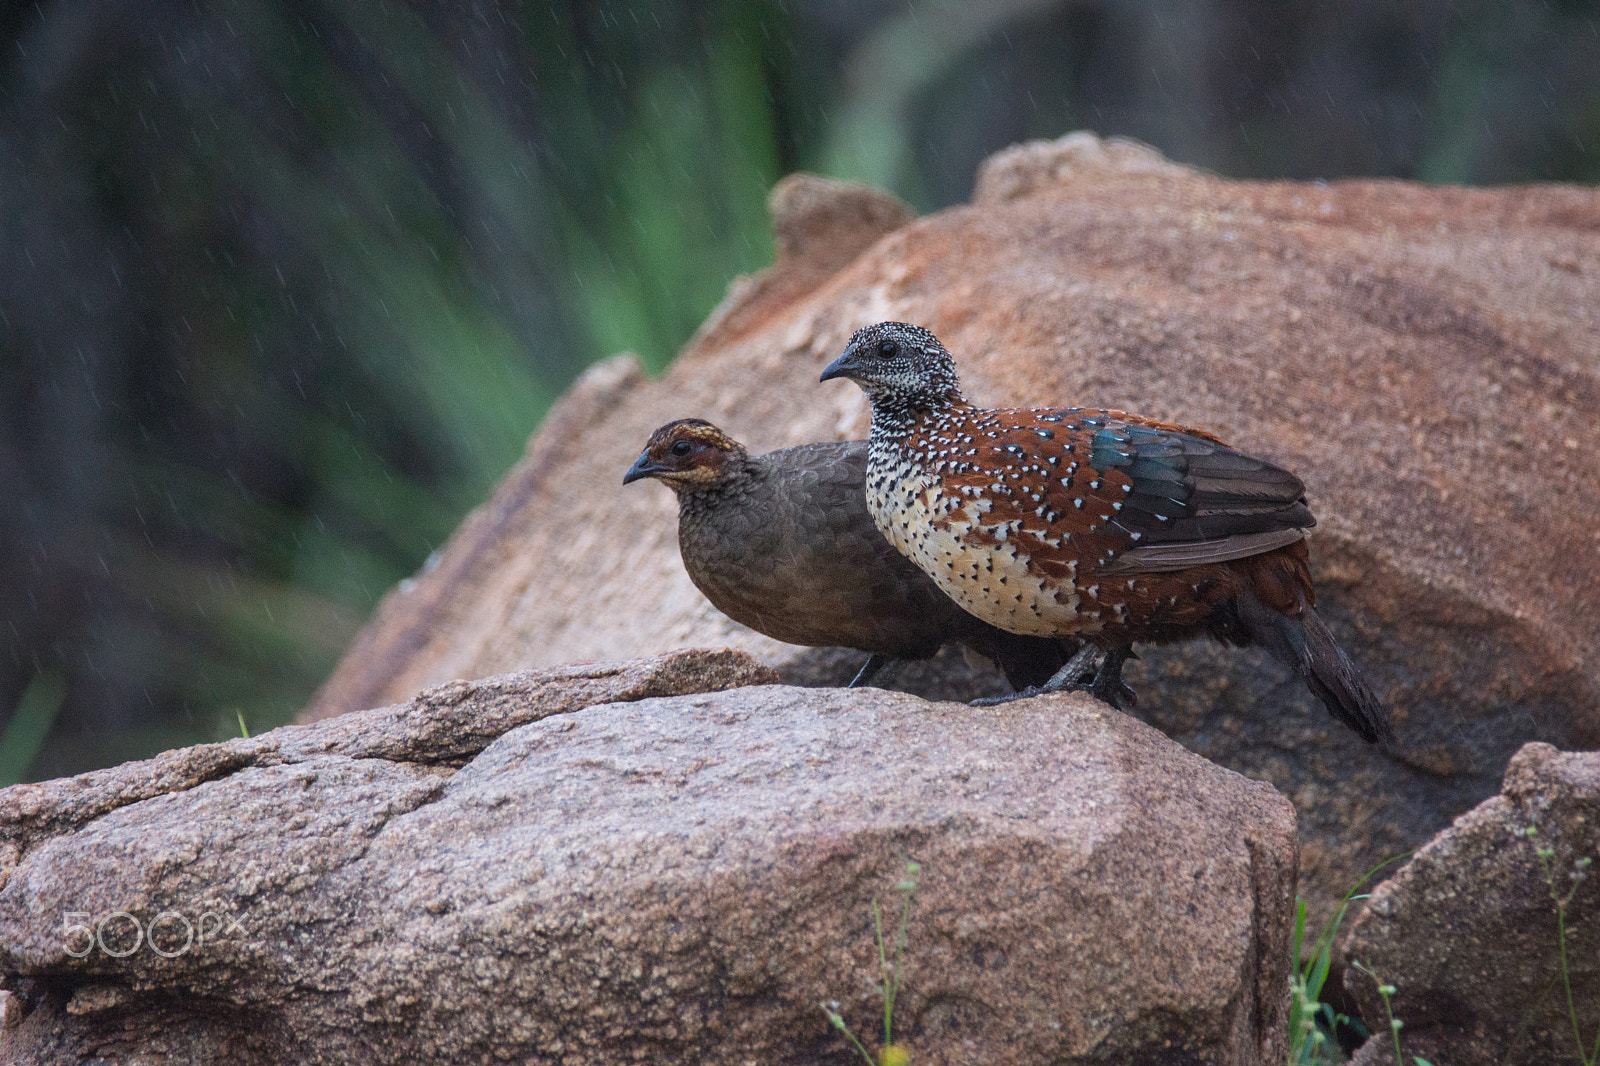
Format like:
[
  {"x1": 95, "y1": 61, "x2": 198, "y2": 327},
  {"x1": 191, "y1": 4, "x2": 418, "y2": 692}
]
[{"x1": 848, "y1": 653, "x2": 891, "y2": 688}]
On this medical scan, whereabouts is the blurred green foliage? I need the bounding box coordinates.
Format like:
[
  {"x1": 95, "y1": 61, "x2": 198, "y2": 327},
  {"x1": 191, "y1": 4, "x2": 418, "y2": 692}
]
[{"x1": 2, "y1": 0, "x2": 1597, "y2": 782}]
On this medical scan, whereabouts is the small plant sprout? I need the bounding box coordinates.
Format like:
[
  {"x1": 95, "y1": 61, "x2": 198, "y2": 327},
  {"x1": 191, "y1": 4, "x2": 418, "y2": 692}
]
[
  {"x1": 1289, "y1": 854, "x2": 1409, "y2": 1066},
  {"x1": 1289, "y1": 897, "x2": 1338, "y2": 1064},
  {"x1": 1348, "y1": 961, "x2": 1412, "y2": 1066},
  {"x1": 820, "y1": 1000, "x2": 876, "y2": 1066},
  {"x1": 819, "y1": 860, "x2": 921, "y2": 1066},
  {"x1": 1519, "y1": 821, "x2": 1600, "y2": 1066}
]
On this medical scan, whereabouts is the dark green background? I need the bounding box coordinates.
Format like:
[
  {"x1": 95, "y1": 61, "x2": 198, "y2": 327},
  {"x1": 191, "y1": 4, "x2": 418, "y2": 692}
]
[{"x1": 4, "y1": 0, "x2": 1598, "y2": 782}]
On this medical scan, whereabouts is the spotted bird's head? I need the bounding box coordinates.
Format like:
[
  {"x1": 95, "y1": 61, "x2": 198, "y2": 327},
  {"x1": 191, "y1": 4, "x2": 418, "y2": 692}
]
[
  {"x1": 819, "y1": 321, "x2": 963, "y2": 412},
  {"x1": 622, "y1": 419, "x2": 748, "y2": 493}
]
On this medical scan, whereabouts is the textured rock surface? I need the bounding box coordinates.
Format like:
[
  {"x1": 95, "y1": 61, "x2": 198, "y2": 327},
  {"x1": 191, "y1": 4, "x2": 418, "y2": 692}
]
[
  {"x1": 1, "y1": 663, "x2": 1295, "y2": 1065},
  {"x1": 302, "y1": 136, "x2": 1600, "y2": 922},
  {"x1": 0, "y1": 649, "x2": 775, "y2": 861},
  {"x1": 1341, "y1": 742, "x2": 1600, "y2": 1065}
]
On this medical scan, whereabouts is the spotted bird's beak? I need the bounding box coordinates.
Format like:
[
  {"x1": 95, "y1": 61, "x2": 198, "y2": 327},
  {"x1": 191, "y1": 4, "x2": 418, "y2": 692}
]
[
  {"x1": 818, "y1": 342, "x2": 862, "y2": 383},
  {"x1": 622, "y1": 450, "x2": 663, "y2": 485}
]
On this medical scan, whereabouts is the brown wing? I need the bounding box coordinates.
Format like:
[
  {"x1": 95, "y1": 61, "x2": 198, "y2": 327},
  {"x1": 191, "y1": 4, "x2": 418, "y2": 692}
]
[
  {"x1": 924, "y1": 406, "x2": 1313, "y2": 580},
  {"x1": 770, "y1": 440, "x2": 969, "y2": 652},
  {"x1": 684, "y1": 439, "x2": 1065, "y2": 685},
  {"x1": 681, "y1": 440, "x2": 956, "y2": 655},
  {"x1": 769, "y1": 442, "x2": 1072, "y2": 681}
]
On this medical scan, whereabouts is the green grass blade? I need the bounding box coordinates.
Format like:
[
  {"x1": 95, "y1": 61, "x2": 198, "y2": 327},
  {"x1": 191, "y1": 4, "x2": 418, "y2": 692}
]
[{"x1": 0, "y1": 673, "x2": 67, "y2": 786}]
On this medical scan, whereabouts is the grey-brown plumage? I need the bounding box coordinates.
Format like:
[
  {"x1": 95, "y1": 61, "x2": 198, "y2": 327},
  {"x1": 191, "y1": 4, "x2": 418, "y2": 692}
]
[{"x1": 624, "y1": 419, "x2": 1073, "y2": 689}]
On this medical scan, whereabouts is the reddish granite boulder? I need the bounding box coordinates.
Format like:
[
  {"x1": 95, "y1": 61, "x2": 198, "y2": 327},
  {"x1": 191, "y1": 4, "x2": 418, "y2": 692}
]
[
  {"x1": 1, "y1": 667, "x2": 1295, "y2": 1065},
  {"x1": 304, "y1": 135, "x2": 1600, "y2": 920},
  {"x1": 1342, "y1": 742, "x2": 1600, "y2": 1065}
]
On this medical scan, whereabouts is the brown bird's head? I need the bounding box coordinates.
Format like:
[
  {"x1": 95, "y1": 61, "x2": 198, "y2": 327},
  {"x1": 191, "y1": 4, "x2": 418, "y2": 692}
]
[
  {"x1": 623, "y1": 419, "x2": 748, "y2": 493},
  {"x1": 819, "y1": 321, "x2": 963, "y2": 412}
]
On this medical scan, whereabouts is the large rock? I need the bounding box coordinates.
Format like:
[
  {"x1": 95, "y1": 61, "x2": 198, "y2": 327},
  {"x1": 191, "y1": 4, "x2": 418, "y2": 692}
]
[
  {"x1": 0, "y1": 655, "x2": 1295, "y2": 1064},
  {"x1": 1341, "y1": 742, "x2": 1600, "y2": 1064},
  {"x1": 302, "y1": 134, "x2": 1600, "y2": 922},
  {"x1": 0, "y1": 649, "x2": 775, "y2": 858}
]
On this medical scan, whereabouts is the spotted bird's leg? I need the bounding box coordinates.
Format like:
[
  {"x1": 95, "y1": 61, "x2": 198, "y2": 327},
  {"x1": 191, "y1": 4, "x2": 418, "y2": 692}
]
[
  {"x1": 1087, "y1": 645, "x2": 1137, "y2": 710},
  {"x1": 971, "y1": 644, "x2": 1138, "y2": 709},
  {"x1": 970, "y1": 644, "x2": 1101, "y2": 706}
]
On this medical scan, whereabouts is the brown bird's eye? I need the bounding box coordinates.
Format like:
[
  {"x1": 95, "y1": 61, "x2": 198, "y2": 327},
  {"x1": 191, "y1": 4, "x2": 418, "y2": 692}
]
[
  {"x1": 878, "y1": 339, "x2": 898, "y2": 357},
  {"x1": 670, "y1": 440, "x2": 693, "y2": 457}
]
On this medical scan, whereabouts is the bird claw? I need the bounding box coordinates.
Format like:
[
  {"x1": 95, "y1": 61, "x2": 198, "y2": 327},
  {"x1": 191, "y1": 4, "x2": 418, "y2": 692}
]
[
  {"x1": 1085, "y1": 679, "x2": 1138, "y2": 711},
  {"x1": 970, "y1": 643, "x2": 1139, "y2": 710},
  {"x1": 970, "y1": 685, "x2": 1042, "y2": 707},
  {"x1": 1083, "y1": 647, "x2": 1136, "y2": 710},
  {"x1": 969, "y1": 678, "x2": 1135, "y2": 710}
]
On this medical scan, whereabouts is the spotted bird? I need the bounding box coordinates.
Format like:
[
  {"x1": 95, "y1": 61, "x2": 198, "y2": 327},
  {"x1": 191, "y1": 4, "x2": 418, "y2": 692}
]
[{"x1": 819, "y1": 321, "x2": 1392, "y2": 742}]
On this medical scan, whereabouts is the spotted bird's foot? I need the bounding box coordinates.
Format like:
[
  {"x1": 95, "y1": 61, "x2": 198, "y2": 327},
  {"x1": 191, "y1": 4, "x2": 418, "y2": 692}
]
[
  {"x1": 1085, "y1": 647, "x2": 1138, "y2": 710},
  {"x1": 969, "y1": 645, "x2": 1138, "y2": 709}
]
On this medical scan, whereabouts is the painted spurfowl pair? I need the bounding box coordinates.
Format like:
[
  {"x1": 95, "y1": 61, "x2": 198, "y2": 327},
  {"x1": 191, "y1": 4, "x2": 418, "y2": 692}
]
[
  {"x1": 820, "y1": 321, "x2": 1392, "y2": 743},
  {"x1": 624, "y1": 420, "x2": 1077, "y2": 692}
]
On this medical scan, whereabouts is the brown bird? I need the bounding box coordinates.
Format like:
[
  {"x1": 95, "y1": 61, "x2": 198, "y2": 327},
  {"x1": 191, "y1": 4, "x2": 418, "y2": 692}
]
[
  {"x1": 623, "y1": 418, "x2": 1077, "y2": 691},
  {"x1": 819, "y1": 321, "x2": 1392, "y2": 742}
]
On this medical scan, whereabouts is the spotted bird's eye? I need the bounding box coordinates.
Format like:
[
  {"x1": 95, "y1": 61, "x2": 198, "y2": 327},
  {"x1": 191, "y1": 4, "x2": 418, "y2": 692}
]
[
  {"x1": 878, "y1": 338, "x2": 898, "y2": 357},
  {"x1": 670, "y1": 440, "x2": 693, "y2": 457}
]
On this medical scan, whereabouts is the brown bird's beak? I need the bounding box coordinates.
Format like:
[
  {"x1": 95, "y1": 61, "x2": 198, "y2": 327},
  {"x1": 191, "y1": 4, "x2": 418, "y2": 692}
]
[
  {"x1": 622, "y1": 451, "x2": 663, "y2": 485},
  {"x1": 819, "y1": 343, "x2": 862, "y2": 383}
]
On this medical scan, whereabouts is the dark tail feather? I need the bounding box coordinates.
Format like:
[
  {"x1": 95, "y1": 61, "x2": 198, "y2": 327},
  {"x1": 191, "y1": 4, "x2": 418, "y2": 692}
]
[{"x1": 1236, "y1": 594, "x2": 1394, "y2": 743}]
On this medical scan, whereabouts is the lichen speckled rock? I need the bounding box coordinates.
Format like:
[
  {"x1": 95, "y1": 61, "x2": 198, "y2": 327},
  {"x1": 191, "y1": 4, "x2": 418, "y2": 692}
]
[
  {"x1": 1, "y1": 672, "x2": 1295, "y2": 1065},
  {"x1": 1341, "y1": 742, "x2": 1600, "y2": 1065},
  {"x1": 302, "y1": 133, "x2": 1600, "y2": 927}
]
